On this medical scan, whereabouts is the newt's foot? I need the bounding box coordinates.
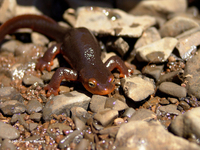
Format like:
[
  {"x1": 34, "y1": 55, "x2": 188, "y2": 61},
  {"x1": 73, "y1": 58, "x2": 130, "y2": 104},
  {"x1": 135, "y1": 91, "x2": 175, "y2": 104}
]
[
  {"x1": 44, "y1": 84, "x2": 60, "y2": 97},
  {"x1": 36, "y1": 58, "x2": 53, "y2": 72}
]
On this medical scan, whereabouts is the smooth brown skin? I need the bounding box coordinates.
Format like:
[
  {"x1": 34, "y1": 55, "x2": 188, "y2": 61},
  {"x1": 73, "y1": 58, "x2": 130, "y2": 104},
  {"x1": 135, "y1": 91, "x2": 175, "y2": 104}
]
[{"x1": 0, "y1": 14, "x2": 131, "y2": 97}]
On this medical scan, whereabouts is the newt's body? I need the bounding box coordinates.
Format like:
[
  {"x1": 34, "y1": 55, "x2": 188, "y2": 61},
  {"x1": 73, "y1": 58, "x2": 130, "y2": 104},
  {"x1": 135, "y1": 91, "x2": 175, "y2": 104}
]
[{"x1": 0, "y1": 15, "x2": 131, "y2": 97}]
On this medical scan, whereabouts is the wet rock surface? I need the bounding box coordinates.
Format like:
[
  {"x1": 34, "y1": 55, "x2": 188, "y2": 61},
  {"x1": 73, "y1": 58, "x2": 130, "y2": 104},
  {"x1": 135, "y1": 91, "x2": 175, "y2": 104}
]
[{"x1": 0, "y1": 0, "x2": 200, "y2": 149}]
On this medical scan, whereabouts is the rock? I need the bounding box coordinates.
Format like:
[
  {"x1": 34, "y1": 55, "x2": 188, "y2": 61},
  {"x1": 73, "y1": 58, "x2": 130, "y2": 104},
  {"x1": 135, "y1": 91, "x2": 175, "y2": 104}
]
[
  {"x1": 142, "y1": 65, "x2": 164, "y2": 81},
  {"x1": 0, "y1": 87, "x2": 22, "y2": 100},
  {"x1": 159, "y1": 16, "x2": 199, "y2": 37},
  {"x1": 58, "y1": 130, "x2": 83, "y2": 149},
  {"x1": 75, "y1": 7, "x2": 156, "y2": 37},
  {"x1": 26, "y1": 99, "x2": 43, "y2": 114},
  {"x1": 29, "y1": 123, "x2": 38, "y2": 131},
  {"x1": 114, "y1": 120, "x2": 199, "y2": 150},
  {"x1": 73, "y1": 117, "x2": 86, "y2": 131},
  {"x1": 184, "y1": 51, "x2": 200, "y2": 99},
  {"x1": 23, "y1": 74, "x2": 43, "y2": 85},
  {"x1": 121, "y1": 76, "x2": 155, "y2": 102},
  {"x1": 31, "y1": 32, "x2": 49, "y2": 46},
  {"x1": 1, "y1": 40, "x2": 23, "y2": 53},
  {"x1": 71, "y1": 107, "x2": 92, "y2": 123},
  {"x1": 101, "y1": 52, "x2": 116, "y2": 63},
  {"x1": 43, "y1": 91, "x2": 91, "y2": 121},
  {"x1": 159, "y1": 98, "x2": 170, "y2": 105},
  {"x1": 90, "y1": 95, "x2": 107, "y2": 113},
  {"x1": 94, "y1": 109, "x2": 118, "y2": 126},
  {"x1": 29, "y1": 113, "x2": 42, "y2": 122},
  {"x1": 1, "y1": 139, "x2": 16, "y2": 150},
  {"x1": 179, "y1": 101, "x2": 190, "y2": 111},
  {"x1": 159, "y1": 82, "x2": 187, "y2": 98},
  {"x1": 75, "y1": 139, "x2": 90, "y2": 150},
  {"x1": 104, "y1": 97, "x2": 128, "y2": 111},
  {"x1": 176, "y1": 27, "x2": 200, "y2": 60},
  {"x1": 98, "y1": 126, "x2": 120, "y2": 137},
  {"x1": 129, "y1": 109, "x2": 157, "y2": 121},
  {"x1": 0, "y1": 121, "x2": 20, "y2": 140},
  {"x1": 136, "y1": 37, "x2": 178, "y2": 62},
  {"x1": 169, "y1": 107, "x2": 200, "y2": 140},
  {"x1": 63, "y1": 8, "x2": 76, "y2": 27},
  {"x1": 0, "y1": 100, "x2": 26, "y2": 115},
  {"x1": 122, "y1": 108, "x2": 136, "y2": 118},
  {"x1": 0, "y1": 0, "x2": 16, "y2": 23},
  {"x1": 134, "y1": 27, "x2": 161, "y2": 49},
  {"x1": 129, "y1": 0, "x2": 187, "y2": 17},
  {"x1": 159, "y1": 104, "x2": 181, "y2": 115},
  {"x1": 168, "y1": 97, "x2": 178, "y2": 104},
  {"x1": 106, "y1": 37, "x2": 129, "y2": 56},
  {"x1": 157, "y1": 71, "x2": 180, "y2": 84},
  {"x1": 40, "y1": 70, "x2": 55, "y2": 81}
]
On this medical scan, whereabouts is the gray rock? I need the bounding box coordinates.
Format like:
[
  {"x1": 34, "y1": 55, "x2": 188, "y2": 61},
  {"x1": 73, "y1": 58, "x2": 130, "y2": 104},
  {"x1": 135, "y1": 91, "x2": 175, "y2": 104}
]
[
  {"x1": 104, "y1": 97, "x2": 128, "y2": 111},
  {"x1": 31, "y1": 32, "x2": 49, "y2": 46},
  {"x1": 75, "y1": 7, "x2": 156, "y2": 37},
  {"x1": 129, "y1": 109, "x2": 157, "y2": 122},
  {"x1": 90, "y1": 95, "x2": 107, "y2": 113},
  {"x1": 136, "y1": 37, "x2": 178, "y2": 62},
  {"x1": 26, "y1": 99, "x2": 43, "y2": 114},
  {"x1": 142, "y1": 65, "x2": 164, "y2": 81},
  {"x1": 121, "y1": 76, "x2": 155, "y2": 102},
  {"x1": 184, "y1": 51, "x2": 200, "y2": 99},
  {"x1": 23, "y1": 74, "x2": 43, "y2": 85},
  {"x1": 134, "y1": 27, "x2": 161, "y2": 49},
  {"x1": 71, "y1": 107, "x2": 92, "y2": 123},
  {"x1": 114, "y1": 120, "x2": 199, "y2": 150},
  {"x1": 169, "y1": 107, "x2": 200, "y2": 140},
  {"x1": 29, "y1": 123, "x2": 38, "y2": 131},
  {"x1": 94, "y1": 109, "x2": 118, "y2": 126},
  {"x1": 0, "y1": 100, "x2": 26, "y2": 115},
  {"x1": 159, "y1": 82, "x2": 187, "y2": 98},
  {"x1": 40, "y1": 70, "x2": 55, "y2": 81},
  {"x1": 157, "y1": 70, "x2": 180, "y2": 84},
  {"x1": 43, "y1": 91, "x2": 91, "y2": 121},
  {"x1": 0, "y1": 121, "x2": 20, "y2": 140},
  {"x1": 1, "y1": 40, "x2": 23, "y2": 53},
  {"x1": 29, "y1": 113, "x2": 42, "y2": 122},
  {"x1": 160, "y1": 16, "x2": 199, "y2": 37},
  {"x1": 73, "y1": 117, "x2": 86, "y2": 131},
  {"x1": 0, "y1": 87, "x2": 21, "y2": 100},
  {"x1": 176, "y1": 27, "x2": 200, "y2": 60},
  {"x1": 1, "y1": 139, "x2": 16, "y2": 150},
  {"x1": 58, "y1": 130, "x2": 83, "y2": 149},
  {"x1": 122, "y1": 108, "x2": 136, "y2": 118},
  {"x1": 159, "y1": 104, "x2": 181, "y2": 116},
  {"x1": 75, "y1": 139, "x2": 90, "y2": 150}
]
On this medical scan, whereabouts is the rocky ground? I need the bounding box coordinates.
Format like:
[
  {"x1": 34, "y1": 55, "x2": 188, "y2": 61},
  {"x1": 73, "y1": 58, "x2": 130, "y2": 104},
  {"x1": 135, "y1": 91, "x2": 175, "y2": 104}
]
[{"x1": 0, "y1": 0, "x2": 200, "y2": 149}]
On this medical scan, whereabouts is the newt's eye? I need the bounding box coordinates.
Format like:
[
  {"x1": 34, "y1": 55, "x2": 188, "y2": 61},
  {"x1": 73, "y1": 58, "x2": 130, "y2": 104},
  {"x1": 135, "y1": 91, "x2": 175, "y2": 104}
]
[{"x1": 88, "y1": 78, "x2": 97, "y2": 88}]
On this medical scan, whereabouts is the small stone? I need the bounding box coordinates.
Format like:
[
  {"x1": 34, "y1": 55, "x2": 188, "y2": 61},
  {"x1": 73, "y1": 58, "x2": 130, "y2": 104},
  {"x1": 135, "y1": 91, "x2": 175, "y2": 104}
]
[
  {"x1": 75, "y1": 139, "x2": 90, "y2": 150},
  {"x1": 159, "y1": 98, "x2": 170, "y2": 105},
  {"x1": 71, "y1": 107, "x2": 92, "y2": 123},
  {"x1": 0, "y1": 121, "x2": 20, "y2": 140},
  {"x1": 0, "y1": 87, "x2": 20, "y2": 100},
  {"x1": 94, "y1": 109, "x2": 118, "y2": 126},
  {"x1": 73, "y1": 117, "x2": 85, "y2": 131},
  {"x1": 179, "y1": 101, "x2": 190, "y2": 110},
  {"x1": 142, "y1": 65, "x2": 164, "y2": 81},
  {"x1": 43, "y1": 91, "x2": 91, "y2": 121},
  {"x1": 136, "y1": 37, "x2": 178, "y2": 62},
  {"x1": 0, "y1": 100, "x2": 26, "y2": 115},
  {"x1": 31, "y1": 32, "x2": 49, "y2": 46},
  {"x1": 122, "y1": 108, "x2": 136, "y2": 118},
  {"x1": 134, "y1": 27, "x2": 161, "y2": 49},
  {"x1": 59, "y1": 86, "x2": 70, "y2": 94},
  {"x1": 168, "y1": 98, "x2": 178, "y2": 104},
  {"x1": 159, "y1": 16, "x2": 199, "y2": 37},
  {"x1": 40, "y1": 70, "x2": 55, "y2": 81},
  {"x1": 90, "y1": 95, "x2": 107, "y2": 113},
  {"x1": 1, "y1": 40, "x2": 23, "y2": 53},
  {"x1": 26, "y1": 99, "x2": 43, "y2": 114},
  {"x1": 29, "y1": 113, "x2": 42, "y2": 122},
  {"x1": 121, "y1": 76, "x2": 155, "y2": 102},
  {"x1": 159, "y1": 82, "x2": 187, "y2": 98},
  {"x1": 159, "y1": 104, "x2": 181, "y2": 115},
  {"x1": 104, "y1": 97, "x2": 128, "y2": 111},
  {"x1": 23, "y1": 74, "x2": 43, "y2": 85},
  {"x1": 129, "y1": 109, "x2": 156, "y2": 122},
  {"x1": 0, "y1": 0, "x2": 16, "y2": 23},
  {"x1": 114, "y1": 118, "x2": 125, "y2": 126},
  {"x1": 157, "y1": 71, "x2": 180, "y2": 84},
  {"x1": 1, "y1": 139, "x2": 16, "y2": 150},
  {"x1": 63, "y1": 8, "x2": 76, "y2": 27},
  {"x1": 29, "y1": 123, "x2": 38, "y2": 131}
]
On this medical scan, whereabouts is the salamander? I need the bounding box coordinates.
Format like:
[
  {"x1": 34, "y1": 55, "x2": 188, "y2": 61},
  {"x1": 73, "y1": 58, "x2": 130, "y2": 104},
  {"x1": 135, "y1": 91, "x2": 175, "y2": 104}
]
[{"x1": 0, "y1": 14, "x2": 131, "y2": 97}]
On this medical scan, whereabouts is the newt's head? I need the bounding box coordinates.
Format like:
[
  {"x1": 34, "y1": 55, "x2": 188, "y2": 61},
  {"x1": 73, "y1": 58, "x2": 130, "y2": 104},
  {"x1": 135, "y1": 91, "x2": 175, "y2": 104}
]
[{"x1": 79, "y1": 68, "x2": 115, "y2": 95}]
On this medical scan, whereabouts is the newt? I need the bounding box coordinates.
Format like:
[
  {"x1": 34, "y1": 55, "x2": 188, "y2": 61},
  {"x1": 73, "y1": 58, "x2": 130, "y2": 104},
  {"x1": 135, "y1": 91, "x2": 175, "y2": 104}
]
[{"x1": 0, "y1": 14, "x2": 131, "y2": 97}]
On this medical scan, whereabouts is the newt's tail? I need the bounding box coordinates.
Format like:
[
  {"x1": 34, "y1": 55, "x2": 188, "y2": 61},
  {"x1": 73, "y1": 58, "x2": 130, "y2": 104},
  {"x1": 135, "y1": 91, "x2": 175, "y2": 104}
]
[{"x1": 0, "y1": 14, "x2": 68, "y2": 42}]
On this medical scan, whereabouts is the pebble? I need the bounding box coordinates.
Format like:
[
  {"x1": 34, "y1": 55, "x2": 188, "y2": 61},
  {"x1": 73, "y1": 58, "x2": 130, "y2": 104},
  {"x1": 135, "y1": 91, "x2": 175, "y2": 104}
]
[
  {"x1": 26, "y1": 99, "x2": 43, "y2": 114},
  {"x1": 58, "y1": 130, "x2": 83, "y2": 149},
  {"x1": 157, "y1": 71, "x2": 180, "y2": 84},
  {"x1": 31, "y1": 32, "x2": 49, "y2": 46},
  {"x1": 0, "y1": 87, "x2": 21, "y2": 100},
  {"x1": 121, "y1": 76, "x2": 155, "y2": 102},
  {"x1": 129, "y1": 108, "x2": 157, "y2": 122},
  {"x1": 0, "y1": 0, "x2": 16, "y2": 23},
  {"x1": 159, "y1": 16, "x2": 199, "y2": 37},
  {"x1": 75, "y1": 139, "x2": 90, "y2": 150},
  {"x1": 22, "y1": 74, "x2": 43, "y2": 85},
  {"x1": 136, "y1": 37, "x2": 178, "y2": 62},
  {"x1": 63, "y1": 8, "x2": 76, "y2": 27},
  {"x1": 0, "y1": 100, "x2": 26, "y2": 115},
  {"x1": 43, "y1": 91, "x2": 91, "y2": 121},
  {"x1": 122, "y1": 108, "x2": 136, "y2": 118},
  {"x1": 1, "y1": 40, "x2": 23, "y2": 53},
  {"x1": 90, "y1": 95, "x2": 107, "y2": 113},
  {"x1": 159, "y1": 104, "x2": 181, "y2": 115},
  {"x1": 1, "y1": 138, "x2": 16, "y2": 150},
  {"x1": 0, "y1": 121, "x2": 20, "y2": 140},
  {"x1": 114, "y1": 118, "x2": 124, "y2": 126},
  {"x1": 75, "y1": 7, "x2": 156, "y2": 37},
  {"x1": 71, "y1": 107, "x2": 92, "y2": 123},
  {"x1": 29, "y1": 123, "x2": 38, "y2": 131},
  {"x1": 73, "y1": 117, "x2": 86, "y2": 131},
  {"x1": 184, "y1": 51, "x2": 200, "y2": 99},
  {"x1": 159, "y1": 98, "x2": 170, "y2": 105},
  {"x1": 29, "y1": 113, "x2": 42, "y2": 122},
  {"x1": 114, "y1": 120, "x2": 199, "y2": 150},
  {"x1": 176, "y1": 27, "x2": 200, "y2": 60},
  {"x1": 169, "y1": 107, "x2": 200, "y2": 140},
  {"x1": 104, "y1": 97, "x2": 128, "y2": 111},
  {"x1": 168, "y1": 97, "x2": 178, "y2": 104},
  {"x1": 179, "y1": 101, "x2": 190, "y2": 110},
  {"x1": 134, "y1": 27, "x2": 161, "y2": 49},
  {"x1": 40, "y1": 70, "x2": 55, "y2": 81},
  {"x1": 94, "y1": 109, "x2": 118, "y2": 126},
  {"x1": 159, "y1": 82, "x2": 187, "y2": 98},
  {"x1": 142, "y1": 65, "x2": 164, "y2": 81}
]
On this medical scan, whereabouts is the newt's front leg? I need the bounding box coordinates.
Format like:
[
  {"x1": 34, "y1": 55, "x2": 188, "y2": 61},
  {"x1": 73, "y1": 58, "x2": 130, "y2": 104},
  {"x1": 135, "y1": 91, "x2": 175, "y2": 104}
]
[
  {"x1": 44, "y1": 67, "x2": 78, "y2": 97},
  {"x1": 36, "y1": 43, "x2": 62, "y2": 71},
  {"x1": 104, "y1": 56, "x2": 133, "y2": 78}
]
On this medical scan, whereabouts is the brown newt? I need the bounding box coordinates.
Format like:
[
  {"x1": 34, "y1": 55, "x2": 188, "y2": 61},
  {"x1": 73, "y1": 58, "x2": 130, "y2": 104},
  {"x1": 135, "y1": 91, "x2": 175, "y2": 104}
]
[{"x1": 0, "y1": 14, "x2": 131, "y2": 97}]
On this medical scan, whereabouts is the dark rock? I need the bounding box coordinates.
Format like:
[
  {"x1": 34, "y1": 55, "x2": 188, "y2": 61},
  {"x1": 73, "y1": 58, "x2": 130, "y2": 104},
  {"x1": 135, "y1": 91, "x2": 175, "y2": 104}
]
[{"x1": 26, "y1": 99, "x2": 43, "y2": 114}]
